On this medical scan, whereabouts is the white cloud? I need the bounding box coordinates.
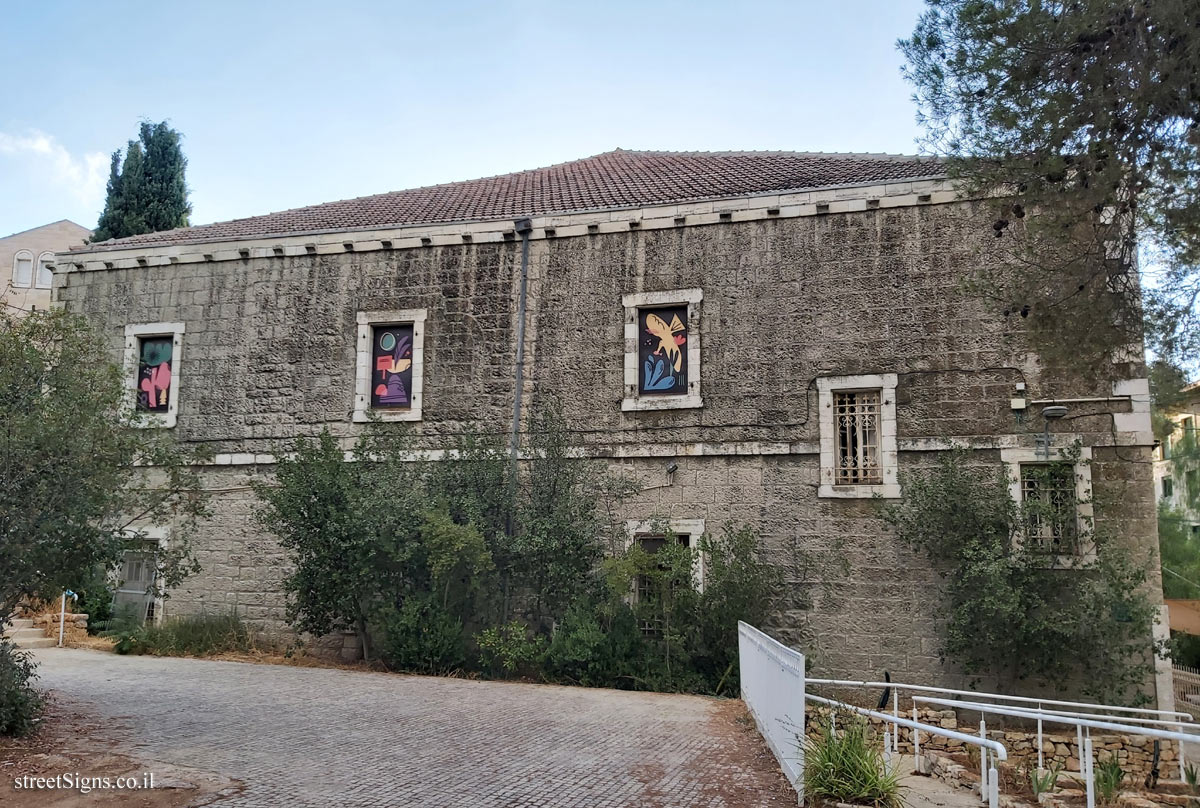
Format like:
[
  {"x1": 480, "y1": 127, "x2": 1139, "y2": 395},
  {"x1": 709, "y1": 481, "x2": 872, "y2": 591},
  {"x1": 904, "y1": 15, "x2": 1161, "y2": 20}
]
[{"x1": 0, "y1": 130, "x2": 108, "y2": 210}]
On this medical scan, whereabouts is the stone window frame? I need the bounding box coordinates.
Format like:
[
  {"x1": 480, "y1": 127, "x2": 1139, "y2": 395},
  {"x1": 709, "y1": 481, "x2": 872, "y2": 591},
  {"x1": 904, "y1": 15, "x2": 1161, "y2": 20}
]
[
  {"x1": 11, "y1": 249, "x2": 33, "y2": 288},
  {"x1": 621, "y1": 288, "x2": 703, "y2": 412},
  {"x1": 624, "y1": 517, "x2": 707, "y2": 593},
  {"x1": 123, "y1": 322, "x2": 185, "y2": 429},
  {"x1": 1000, "y1": 445, "x2": 1095, "y2": 564},
  {"x1": 817, "y1": 373, "x2": 900, "y2": 499},
  {"x1": 35, "y1": 252, "x2": 54, "y2": 289},
  {"x1": 353, "y1": 309, "x2": 427, "y2": 423}
]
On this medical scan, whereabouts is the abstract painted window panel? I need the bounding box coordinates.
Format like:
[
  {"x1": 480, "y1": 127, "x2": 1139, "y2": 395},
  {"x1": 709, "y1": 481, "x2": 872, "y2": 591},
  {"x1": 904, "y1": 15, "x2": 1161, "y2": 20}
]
[
  {"x1": 637, "y1": 304, "x2": 688, "y2": 396},
  {"x1": 370, "y1": 323, "x2": 415, "y2": 409},
  {"x1": 136, "y1": 336, "x2": 174, "y2": 413}
]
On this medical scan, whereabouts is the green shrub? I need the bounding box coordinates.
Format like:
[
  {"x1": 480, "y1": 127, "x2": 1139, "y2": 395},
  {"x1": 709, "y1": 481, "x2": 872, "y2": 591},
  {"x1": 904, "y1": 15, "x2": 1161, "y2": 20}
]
[
  {"x1": 1095, "y1": 757, "x2": 1125, "y2": 805},
  {"x1": 881, "y1": 448, "x2": 1158, "y2": 702},
  {"x1": 1030, "y1": 763, "x2": 1062, "y2": 797},
  {"x1": 98, "y1": 604, "x2": 149, "y2": 654},
  {"x1": 0, "y1": 640, "x2": 44, "y2": 736},
  {"x1": 475, "y1": 621, "x2": 547, "y2": 678},
  {"x1": 545, "y1": 601, "x2": 642, "y2": 688},
  {"x1": 803, "y1": 713, "x2": 903, "y2": 808},
  {"x1": 103, "y1": 610, "x2": 249, "y2": 657},
  {"x1": 375, "y1": 597, "x2": 465, "y2": 674},
  {"x1": 73, "y1": 566, "x2": 114, "y2": 634}
]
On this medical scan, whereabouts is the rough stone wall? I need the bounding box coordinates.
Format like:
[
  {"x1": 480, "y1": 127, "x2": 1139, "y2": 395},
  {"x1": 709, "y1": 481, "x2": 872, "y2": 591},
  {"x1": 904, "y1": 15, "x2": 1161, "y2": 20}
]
[{"x1": 56, "y1": 199, "x2": 1160, "y2": 691}]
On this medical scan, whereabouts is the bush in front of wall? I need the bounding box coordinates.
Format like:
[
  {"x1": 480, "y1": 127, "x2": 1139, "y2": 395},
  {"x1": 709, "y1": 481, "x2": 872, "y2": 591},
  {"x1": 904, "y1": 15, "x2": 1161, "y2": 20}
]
[
  {"x1": 375, "y1": 596, "x2": 466, "y2": 675},
  {"x1": 880, "y1": 447, "x2": 1158, "y2": 703},
  {"x1": 102, "y1": 609, "x2": 250, "y2": 657},
  {"x1": 1095, "y1": 756, "x2": 1126, "y2": 805},
  {"x1": 475, "y1": 621, "x2": 547, "y2": 678},
  {"x1": 803, "y1": 712, "x2": 903, "y2": 808},
  {"x1": 0, "y1": 640, "x2": 44, "y2": 737},
  {"x1": 544, "y1": 600, "x2": 642, "y2": 689},
  {"x1": 256, "y1": 407, "x2": 800, "y2": 696}
]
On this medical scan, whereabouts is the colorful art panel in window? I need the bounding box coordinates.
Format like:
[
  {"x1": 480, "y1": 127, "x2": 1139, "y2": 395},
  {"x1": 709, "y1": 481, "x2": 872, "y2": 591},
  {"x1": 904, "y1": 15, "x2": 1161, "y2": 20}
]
[
  {"x1": 136, "y1": 336, "x2": 173, "y2": 412},
  {"x1": 637, "y1": 305, "x2": 688, "y2": 395},
  {"x1": 371, "y1": 323, "x2": 415, "y2": 409}
]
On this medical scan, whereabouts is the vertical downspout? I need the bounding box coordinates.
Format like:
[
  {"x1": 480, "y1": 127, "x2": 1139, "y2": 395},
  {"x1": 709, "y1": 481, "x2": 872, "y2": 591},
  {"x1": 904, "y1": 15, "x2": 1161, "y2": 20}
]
[{"x1": 509, "y1": 217, "x2": 533, "y2": 470}]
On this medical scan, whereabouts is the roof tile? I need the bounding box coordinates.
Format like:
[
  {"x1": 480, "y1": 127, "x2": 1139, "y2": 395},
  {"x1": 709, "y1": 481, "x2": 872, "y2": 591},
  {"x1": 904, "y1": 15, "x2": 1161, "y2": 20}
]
[{"x1": 87, "y1": 149, "x2": 942, "y2": 250}]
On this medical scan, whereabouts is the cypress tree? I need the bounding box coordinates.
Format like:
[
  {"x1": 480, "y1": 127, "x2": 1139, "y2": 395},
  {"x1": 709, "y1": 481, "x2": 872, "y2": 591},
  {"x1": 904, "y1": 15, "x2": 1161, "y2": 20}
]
[{"x1": 92, "y1": 121, "x2": 191, "y2": 242}]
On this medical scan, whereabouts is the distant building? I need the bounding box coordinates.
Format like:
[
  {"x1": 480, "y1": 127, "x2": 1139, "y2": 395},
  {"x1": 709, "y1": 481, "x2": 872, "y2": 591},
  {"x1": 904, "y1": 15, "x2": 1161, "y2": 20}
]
[
  {"x1": 1154, "y1": 380, "x2": 1200, "y2": 535},
  {"x1": 1, "y1": 220, "x2": 91, "y2": 313}
]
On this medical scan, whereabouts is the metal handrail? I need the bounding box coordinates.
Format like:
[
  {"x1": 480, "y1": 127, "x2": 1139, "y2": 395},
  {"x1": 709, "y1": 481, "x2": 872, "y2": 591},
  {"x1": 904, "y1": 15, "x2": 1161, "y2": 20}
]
[
  {"x1": 808, "y1": 677, "x2": 1193, "y2": 721},
  {"x1": 914, "y1": 695, "x2": 1200, "y2": 808}
]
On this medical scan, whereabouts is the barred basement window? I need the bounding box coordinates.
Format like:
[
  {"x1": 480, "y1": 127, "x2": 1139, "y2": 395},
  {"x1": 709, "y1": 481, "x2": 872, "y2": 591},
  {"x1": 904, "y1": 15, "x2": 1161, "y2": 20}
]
[
  {"x1": 634, "y1": 533, "x2": 691, "y2": 637},
  {"x1": 1020, "y1": 464, "x2": 1079, "y2": 554},
  {"x1": 834, "y1": 390, "x2": 882, "y2": 484}
]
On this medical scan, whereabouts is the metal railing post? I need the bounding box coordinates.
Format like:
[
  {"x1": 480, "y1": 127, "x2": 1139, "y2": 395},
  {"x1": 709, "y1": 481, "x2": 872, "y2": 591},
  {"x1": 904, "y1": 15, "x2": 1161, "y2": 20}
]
[
  {"x1": 989, "y1": 753, "x2": 999, "y2": 808},
  {"x1": 980, "y1": 719, "x2": 989, "y2": 803},
  {"x1": 1076, "y1": 725, "x2": 1084, "y2": 772},
  {"x1": 1179, "y1": 722, "x2": 1187, "y2": 782},
  {"x1": 1084, "y1": 736, "x2": 1095, "y2": 808},
  {"x1": 913, "y1": 705, "x2": 921, "y2": 761},
  {"x1": 1037, "y1": 701, "x2": 1044, "y2": 771},
  {"x1": 893, "y1": 689, "x2": 900, "y2": 753}
]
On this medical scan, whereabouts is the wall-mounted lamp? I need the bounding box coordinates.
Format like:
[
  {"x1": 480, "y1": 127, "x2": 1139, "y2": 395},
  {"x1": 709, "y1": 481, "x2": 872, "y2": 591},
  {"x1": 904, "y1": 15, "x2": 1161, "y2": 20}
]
[{"x1": 1037, "y1": 405, "x2": 1069, "y2": 459}]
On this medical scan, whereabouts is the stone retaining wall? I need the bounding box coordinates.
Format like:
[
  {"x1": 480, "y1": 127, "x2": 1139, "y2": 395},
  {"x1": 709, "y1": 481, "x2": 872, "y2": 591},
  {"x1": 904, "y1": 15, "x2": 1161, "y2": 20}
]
[{"x1": 806, "y1": 706, "x2": 1180, "y2": 778}]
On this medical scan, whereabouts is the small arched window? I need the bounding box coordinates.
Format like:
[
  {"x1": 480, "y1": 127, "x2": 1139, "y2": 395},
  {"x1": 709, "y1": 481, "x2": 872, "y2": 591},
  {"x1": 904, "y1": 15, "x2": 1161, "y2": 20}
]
[
  {"x1": 11, "y1": 250, "x2": 32, "y2": 288},
  {"x1": 35, "y1": 252, "x2": 54, "y2": 289}
]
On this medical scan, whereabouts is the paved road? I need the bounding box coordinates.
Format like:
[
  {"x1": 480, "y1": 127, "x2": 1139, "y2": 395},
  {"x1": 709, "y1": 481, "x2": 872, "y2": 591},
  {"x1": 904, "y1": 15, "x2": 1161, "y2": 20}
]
[{"x1": 29, "y1": 649, "x2": 793, "y2": 807}]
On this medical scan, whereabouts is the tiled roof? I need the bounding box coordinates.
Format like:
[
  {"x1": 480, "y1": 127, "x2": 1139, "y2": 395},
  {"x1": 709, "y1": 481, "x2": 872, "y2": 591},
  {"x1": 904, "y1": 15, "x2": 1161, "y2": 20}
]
[{"x1": 85, "y1": 149, "x2": 943, "y2": 250}]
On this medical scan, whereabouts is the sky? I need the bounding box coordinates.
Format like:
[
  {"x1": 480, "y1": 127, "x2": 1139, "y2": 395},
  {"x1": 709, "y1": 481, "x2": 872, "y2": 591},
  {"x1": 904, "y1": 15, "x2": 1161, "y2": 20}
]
[{"x1": 0, "y1": 0, "x2": 928, "y2": 237}]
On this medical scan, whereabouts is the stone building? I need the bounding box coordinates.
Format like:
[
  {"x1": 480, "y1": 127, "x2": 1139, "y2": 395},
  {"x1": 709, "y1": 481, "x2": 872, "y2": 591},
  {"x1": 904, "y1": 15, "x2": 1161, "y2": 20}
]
[
  {"x1": 2, "y1": 219, "x2": 90, "y2": 313},
  {"x1": 1154, "y1": 380, "x2": 1200, "y2": 534},
  {"x1": 52, "y1": 149, "x2": 1162, "y2": 692}
]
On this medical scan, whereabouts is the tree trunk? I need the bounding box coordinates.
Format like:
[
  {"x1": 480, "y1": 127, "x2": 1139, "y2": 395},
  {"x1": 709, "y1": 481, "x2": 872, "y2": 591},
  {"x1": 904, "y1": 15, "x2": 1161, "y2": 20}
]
[{"x1": 356, "y1": 613, "x2": 372, "y2": 662}]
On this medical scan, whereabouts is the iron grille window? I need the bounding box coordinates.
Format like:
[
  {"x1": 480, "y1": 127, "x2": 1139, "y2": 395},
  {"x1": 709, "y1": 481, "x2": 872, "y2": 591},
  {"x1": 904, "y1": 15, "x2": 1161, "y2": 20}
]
[
  {"x1": 834, "y1": 390, "x2": 881, "y2": 484},
  {"x1": 634, "y1": 534, "x2": 690, "y2": 636},
  {"x1": 1164, "y1": 477, "x2": 1174, "y2": 499},
  {"x1": 1020, "y1": 464, "x2": 1078, "y2": 554}
]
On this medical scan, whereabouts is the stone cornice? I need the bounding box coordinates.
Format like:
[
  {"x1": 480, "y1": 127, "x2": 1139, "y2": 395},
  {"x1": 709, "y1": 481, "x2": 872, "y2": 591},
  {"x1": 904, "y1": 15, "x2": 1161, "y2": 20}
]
[{"x1": 53, "y1": 176, "x2": 958, "y2": 274}]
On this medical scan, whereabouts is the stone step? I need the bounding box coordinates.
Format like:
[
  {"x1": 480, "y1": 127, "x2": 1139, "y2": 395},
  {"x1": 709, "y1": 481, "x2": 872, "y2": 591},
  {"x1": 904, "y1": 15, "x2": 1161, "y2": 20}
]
[
  {"x1": 4, "y1": 627, "x2": 48, "y2": 640},
  {"x1": 11, "y1": 636, "x2": 56, "y2": 649},
  {"x1": 3, "y1": 624, "x2": 50, "y2": 643},
  {"x1": 4, "y1": 618, "x2": 34, "y2": 631}
]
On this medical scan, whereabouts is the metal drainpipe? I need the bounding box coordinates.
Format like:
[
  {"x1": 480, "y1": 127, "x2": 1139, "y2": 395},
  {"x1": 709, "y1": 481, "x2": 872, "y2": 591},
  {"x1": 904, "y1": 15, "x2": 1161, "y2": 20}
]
[{"x1": 509, "y1": 218, "x2": 533, "y2": 470}]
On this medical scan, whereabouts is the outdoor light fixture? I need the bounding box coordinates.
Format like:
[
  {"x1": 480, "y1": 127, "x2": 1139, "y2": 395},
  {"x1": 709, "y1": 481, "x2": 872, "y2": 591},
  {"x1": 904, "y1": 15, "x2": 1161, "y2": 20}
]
[
  {"x1": 1037, "y1": 405, "x2": 1069, "y2": 459},
  {"x1": 666, "y1": 461, "x2": 679, "y2": 475}
]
